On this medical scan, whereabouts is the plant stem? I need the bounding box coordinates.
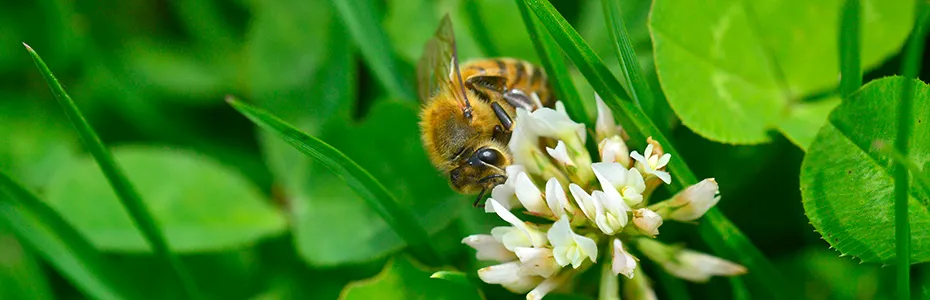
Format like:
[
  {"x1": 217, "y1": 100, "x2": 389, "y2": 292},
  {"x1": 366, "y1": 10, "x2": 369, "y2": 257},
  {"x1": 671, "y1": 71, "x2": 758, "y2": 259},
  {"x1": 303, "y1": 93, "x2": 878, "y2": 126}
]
[
  {"x1": 838, "y1": 0, "x2": 861, "y2": 97},
  {"x1": 895, "y1": 3, "x2": 930, "y2": 299}
]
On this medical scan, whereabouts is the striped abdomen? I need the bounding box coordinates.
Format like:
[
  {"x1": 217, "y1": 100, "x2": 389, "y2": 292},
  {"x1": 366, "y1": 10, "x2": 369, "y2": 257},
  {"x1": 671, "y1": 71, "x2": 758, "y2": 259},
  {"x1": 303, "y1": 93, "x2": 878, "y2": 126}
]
[{"x1": 460, "y1": 58, "x2": 554, "y2": 109}]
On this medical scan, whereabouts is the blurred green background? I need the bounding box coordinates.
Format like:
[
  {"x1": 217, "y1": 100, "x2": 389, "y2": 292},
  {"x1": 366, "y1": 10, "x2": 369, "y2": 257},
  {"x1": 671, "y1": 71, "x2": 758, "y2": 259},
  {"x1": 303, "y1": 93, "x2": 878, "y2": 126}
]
[{"x1": 1, "y1": 0, "x2": 929, "y2": 299}]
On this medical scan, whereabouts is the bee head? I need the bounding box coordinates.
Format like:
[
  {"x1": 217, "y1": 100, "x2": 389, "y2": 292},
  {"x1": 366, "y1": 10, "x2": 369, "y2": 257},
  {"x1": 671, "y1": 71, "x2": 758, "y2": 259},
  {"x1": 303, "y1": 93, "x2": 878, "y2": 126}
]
[{"x1": 448, "y1": 145, "x2": 510, "y2": 195}]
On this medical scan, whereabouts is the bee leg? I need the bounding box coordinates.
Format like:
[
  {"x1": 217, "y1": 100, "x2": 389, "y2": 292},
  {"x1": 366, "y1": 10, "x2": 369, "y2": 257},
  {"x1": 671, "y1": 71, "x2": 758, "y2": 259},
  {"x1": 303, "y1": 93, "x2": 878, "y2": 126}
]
[{"x1": 490, "y1": 102, "x2": 514, "y2": 130}]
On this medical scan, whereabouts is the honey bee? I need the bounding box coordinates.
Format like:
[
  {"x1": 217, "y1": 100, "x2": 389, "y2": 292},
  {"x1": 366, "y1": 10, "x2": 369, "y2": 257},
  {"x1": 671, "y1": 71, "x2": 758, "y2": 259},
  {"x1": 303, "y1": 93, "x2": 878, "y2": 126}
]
[{"x1": 418, "y1": 15, "x2": 554, "y2": 206}]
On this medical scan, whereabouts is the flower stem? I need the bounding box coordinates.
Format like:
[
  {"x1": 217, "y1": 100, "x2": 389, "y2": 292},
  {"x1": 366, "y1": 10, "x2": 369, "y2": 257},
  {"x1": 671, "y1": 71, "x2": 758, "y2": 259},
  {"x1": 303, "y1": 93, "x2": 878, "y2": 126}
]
[
  {"x1": 896, "y1": 3, "x2": 930, "y2": 299},
  {"x1": 598, "y1": 256, "x2": 620, "y2": 300}
]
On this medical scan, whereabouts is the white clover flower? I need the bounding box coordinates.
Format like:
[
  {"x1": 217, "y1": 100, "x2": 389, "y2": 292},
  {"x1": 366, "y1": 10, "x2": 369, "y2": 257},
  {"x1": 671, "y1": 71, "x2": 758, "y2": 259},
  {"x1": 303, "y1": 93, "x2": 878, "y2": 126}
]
[
  {"x1": 632, "y1": 208, "x2": 663, "y2": 237},
  {"x1": 514, "y1": 247, "x2": 561, "y2": 278},
  {"x1": 630, "y1": 143, "x2": 672, "y2": 184},
  {"x1": 487, "y1": 199, "x2": 548, "y2": 250},
  {"x1": 548, "y1": 217, "x2": 598, "y2": 268},
  {"x1": 599, "y1": 135, "x2": 631, "y2": 167},
  {"x1": 546, "y1": 140, "x2": 574, "y2": 166},
  {"x1": 592, "y1": 162, "x2": 646, "y2": 207},
  {"x1": 487, "y1": 165, "x2": 529, "y2": 213},
  {"x1": 509, "y1": 109, "x2": 548, "y2": 177},
  {"x1": 636, "y1": 238, "x2": 745, "y2": 283},
  {"x1": 612, "y1": 238, "x2": 637, "y2": 278},
  {"x1": 466, "y1": 93, "x2": 738, "y2": 298},
  {"x1": 462, "y1": 234, "x2": 517, "y2": 262},
  {"x1": 545, "y1": 178, "x2": 576, "y2": 218},
  {"x1": 514, "y1": 172, "x2": 551, "y2": 216},
  {"x1": 568, "y1": 184, "x2": 597, "y2": 221},
  {"x1": 595, "y1": 94, "x2": 624, "y2": 141},
  {"x1": 478, "y1": 261, "x2": 544, "y2": 293},
  {"x1": 592, "y1": 190, "x2": 629, "y2": 235},
  {"x1": 664, "y1": 250, "x2": 747, "y2": 282},
  {"x1": 527, "y1": 104, "x2": 586, "y2": 143},
  {"x1": 666, "y1": 178, "x2": 720, "y2": 221}
]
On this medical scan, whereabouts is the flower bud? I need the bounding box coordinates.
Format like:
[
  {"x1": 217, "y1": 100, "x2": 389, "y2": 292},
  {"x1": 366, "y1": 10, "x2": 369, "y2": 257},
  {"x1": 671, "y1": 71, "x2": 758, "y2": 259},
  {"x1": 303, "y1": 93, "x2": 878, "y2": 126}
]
[
  {"x1": 667, "y1": 179, "x2": 720, "y2": 221},
  {"x1": 632, "y1": 208, "x2": 663, "y2": 237},
  {"x1": 612, "y1": 238, "x2": 637, "y2": 278},
  {"x1": 595, "y1": 94, "x2": 625, "y2": 142},
  {"x1": 635, "y1": 238, "x2": 746, "y2": 283},
  {"x1": 599, "y1": 135, "x2": 631, "y2": 167}
]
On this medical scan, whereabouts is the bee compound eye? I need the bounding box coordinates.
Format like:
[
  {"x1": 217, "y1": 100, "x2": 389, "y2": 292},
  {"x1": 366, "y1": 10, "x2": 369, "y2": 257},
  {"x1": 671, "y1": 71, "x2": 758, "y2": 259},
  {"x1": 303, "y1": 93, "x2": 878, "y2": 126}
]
[{"x1": 477, "y1": 148, "x2": 502, "y2": 166}]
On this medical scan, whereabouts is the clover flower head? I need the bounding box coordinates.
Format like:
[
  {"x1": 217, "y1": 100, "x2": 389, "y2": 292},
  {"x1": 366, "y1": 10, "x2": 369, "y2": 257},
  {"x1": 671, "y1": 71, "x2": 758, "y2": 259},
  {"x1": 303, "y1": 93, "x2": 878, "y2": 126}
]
[{"x1": 462, "y1": 93, "x2": 742, "y2": 299}]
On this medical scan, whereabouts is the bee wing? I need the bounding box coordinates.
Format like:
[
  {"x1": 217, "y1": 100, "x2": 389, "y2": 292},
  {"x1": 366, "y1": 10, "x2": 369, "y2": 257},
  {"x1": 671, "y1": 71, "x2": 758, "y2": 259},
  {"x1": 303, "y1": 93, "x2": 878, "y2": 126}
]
[{"x1": 417, "y1": 15, "x2": 473, "y2": 116}]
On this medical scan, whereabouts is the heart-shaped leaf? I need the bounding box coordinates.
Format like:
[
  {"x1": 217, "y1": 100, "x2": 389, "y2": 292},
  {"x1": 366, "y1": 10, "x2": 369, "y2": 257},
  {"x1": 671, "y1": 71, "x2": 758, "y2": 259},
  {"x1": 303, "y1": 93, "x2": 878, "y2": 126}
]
[
  {"x1": 44, "y1": 146, "x2": 287, "y2": 252},
  {"x1": 650, "y1": 0, "x2": 913, "y2": 147},
  {"x1": 801, "y1": 76, "x2": 930, "y2": 264}
]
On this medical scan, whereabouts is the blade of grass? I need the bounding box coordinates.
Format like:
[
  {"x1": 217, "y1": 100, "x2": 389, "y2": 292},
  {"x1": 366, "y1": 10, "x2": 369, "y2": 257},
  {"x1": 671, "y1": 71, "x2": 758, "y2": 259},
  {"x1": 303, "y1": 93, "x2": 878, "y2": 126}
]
[
  {"x1": 601, "y1": 0, "x2": 655, "y2": 113},
  {"x1": 24, "y1": 43, "x2": 201, "y2": 300},
  {"x1": 463, "y1": 0, "x2": 501, "y2": 57},
  {"x1": 332, "y1": 0, "x2": 416, "y2": 100},
  {"x1": 514, "y1": 0, "x2": 589, "y2": 126},
  {"x1": 519, "y1": 1, "x2": 794, "y2": 298},
  {"x1": 0, "y1": 172, "x2": 124, "y2": 300},
  {"x1": 895, "y1": 3, "x2": 930, "y2": 299},
  {"x1": 838, "y1": 0, "x2": 861, "y2": 98},
  {"x1": 226, "y1": 97, "x2": 445, "y2": 265}
]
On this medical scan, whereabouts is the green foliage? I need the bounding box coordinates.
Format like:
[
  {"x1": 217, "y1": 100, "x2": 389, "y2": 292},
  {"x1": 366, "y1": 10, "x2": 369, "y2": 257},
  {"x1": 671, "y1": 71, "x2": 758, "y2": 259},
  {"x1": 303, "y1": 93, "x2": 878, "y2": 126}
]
[
  {"x1": 334, "y1": 0, "x2": 416, "y2": 100},
  {"x1": 340, "y1": 256, "x2": 482, "y2": 300},
  {"x1": 801, "y1": 76, "x2": 930, "y2": 264},
  {"x1": 25, "y1": 44, "x2": 200, "y2": 299},
  {"x1": 229, "y1": 98, "x2": 451, "y2": 266},
  {"x1": 650, "y1": 0, "x2": 913, "y2": 147},
  {"x1": 44, "y1": 146, "x2": 287, "y2": 252},
  {"x1": 515, "y1": 0, "x2": 589, "y2": 125},
  {"x1": 0, "y1": 224, "x2": 53, "y2": 300},
  {"x1": 601, "y1": 0, "x2": 654, "y2": 113},
  {"x1": 0, "y1": 173, "x2": 126, "y2": 300},
  {"x1": 0, "y1": 98, "x2": 77, "y2": 189},
  {"x1": 777, "y1": 247, "x2": 896, "y2": 300}
]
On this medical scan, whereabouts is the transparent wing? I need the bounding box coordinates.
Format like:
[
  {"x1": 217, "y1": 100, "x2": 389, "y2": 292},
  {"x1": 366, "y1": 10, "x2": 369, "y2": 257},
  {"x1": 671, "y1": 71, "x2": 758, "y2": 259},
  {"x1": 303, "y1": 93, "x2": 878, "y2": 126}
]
[{"x1": 416, "y1": 14, "x2": 472, "y2": 116}]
